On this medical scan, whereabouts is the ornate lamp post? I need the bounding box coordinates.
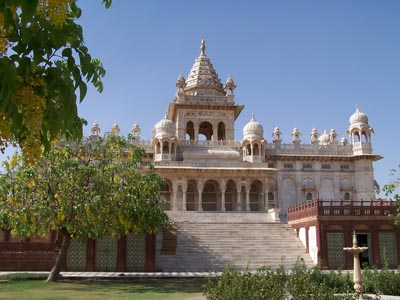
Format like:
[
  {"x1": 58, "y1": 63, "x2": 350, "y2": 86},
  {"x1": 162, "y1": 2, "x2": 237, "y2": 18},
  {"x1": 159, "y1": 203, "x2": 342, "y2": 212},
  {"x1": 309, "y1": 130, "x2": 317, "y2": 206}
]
[{"x1": 343, "y1": 231, "x2": 368, "y2": 295}]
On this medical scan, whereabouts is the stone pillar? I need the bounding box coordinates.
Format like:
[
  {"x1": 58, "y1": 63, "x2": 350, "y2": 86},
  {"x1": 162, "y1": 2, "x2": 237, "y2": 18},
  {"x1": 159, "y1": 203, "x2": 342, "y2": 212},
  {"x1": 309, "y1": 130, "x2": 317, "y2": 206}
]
[
  {"x1": 212, "y1": 122, "x2": 218, "y2": 141},
  {"x1": 220, "y1": 180, "x2": 226, "y2": 212},
  {"x1": 182, "y1": 182, "x2": 187, "y2": 211},
  {"x1": 305, "y1": 227, "x2": 310, "y2": 254},
  {"x1": 236, "y1": 184, "x2": 242, "y2": 212},
  {"x1": 197, "y1": 181, "x2": 204, "y2": 211},
  {"x1": 194, "y1": 124, "x2": 199, "y2": 141},
  {"x1": 245, "y1": 184, "x2": 251, "y2": 212},
  {"x1": 172, "y1": 182, "x2": 178, "y2": 211}
]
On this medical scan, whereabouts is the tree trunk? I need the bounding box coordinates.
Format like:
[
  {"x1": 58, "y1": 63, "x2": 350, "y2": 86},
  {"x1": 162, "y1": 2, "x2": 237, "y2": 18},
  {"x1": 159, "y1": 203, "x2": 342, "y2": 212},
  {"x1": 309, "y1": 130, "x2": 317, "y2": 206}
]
[{"x1": 47, "y1": 228, "x2": 71, "y2": 282}]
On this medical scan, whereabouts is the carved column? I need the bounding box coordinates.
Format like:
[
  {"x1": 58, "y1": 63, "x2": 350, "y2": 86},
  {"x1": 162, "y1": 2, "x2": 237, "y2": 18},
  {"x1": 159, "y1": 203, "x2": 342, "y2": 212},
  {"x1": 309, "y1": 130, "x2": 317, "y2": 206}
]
[
  {"x1": 197, "y1": 180, "x2": 204, "y2": 211},
  {"x1": 236, "y1": 183, "x2": 242, "y2": 212},
  {"x1": 245, "y1": 183, "x2": 251, "y2": 212},
  {"x1": 182, "y1": 181, "x2": 188, "y2": 211},
  {"x1": 194, "y1": 122, "x2": 199, "y2": 141},
  {"x1": 220, "y1": 180, "x2": 226, "y2": 212},
  {"x1": 172, "y1": 182, "x2": 178, "y2": 211},
  {"x1": 264, "y1": 177, "x2": 269, "y2": 210}
]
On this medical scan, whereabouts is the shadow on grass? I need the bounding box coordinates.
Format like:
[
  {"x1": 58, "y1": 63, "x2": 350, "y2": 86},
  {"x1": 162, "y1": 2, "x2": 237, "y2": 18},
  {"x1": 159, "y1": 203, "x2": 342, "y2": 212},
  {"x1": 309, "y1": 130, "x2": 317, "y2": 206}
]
[{"x1": 54, "y1": 277, "x2": 207, "y2": 295}]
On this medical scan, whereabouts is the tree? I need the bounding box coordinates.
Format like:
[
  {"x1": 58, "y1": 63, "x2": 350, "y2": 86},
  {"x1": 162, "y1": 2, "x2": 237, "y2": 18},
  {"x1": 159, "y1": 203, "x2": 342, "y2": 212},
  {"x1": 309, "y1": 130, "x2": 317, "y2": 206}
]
[
  {"x1": 0, "y1": 0, "x2": 111, "y2": 163},
  {"x1": 382, "y1": 166, "x2": 400, "y2": 224},
  {"x1": 0, "y1": 135, "x2": 169, "y2": 282}
]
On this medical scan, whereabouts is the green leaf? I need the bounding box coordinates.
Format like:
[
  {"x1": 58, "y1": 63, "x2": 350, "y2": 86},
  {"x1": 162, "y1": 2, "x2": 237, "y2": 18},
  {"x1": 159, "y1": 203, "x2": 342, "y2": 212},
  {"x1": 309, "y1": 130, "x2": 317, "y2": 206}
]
[
  {"x1": 62, "y1": 48, "x2": 72, "y2": 57},
  {"x1": 79, "y1": 82, "x2": 87, "y2": 102}
]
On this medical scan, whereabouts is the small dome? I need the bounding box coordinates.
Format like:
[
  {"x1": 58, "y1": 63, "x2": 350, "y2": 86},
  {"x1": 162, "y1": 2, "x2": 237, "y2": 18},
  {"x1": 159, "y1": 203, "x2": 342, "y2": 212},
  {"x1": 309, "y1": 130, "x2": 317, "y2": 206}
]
[
  {"x1": 111, "y1": 122, "x2": 120, "y2": 135},
  {"x1": 154, "y1": 114, "x2": 176, "y2": 138},
  {"x1": 243, "y1": 114, "x2": 264, "y2": 140},
  {"x1": 91, "y1": 122, "x2": 101, "y2": 135},
  {"x1": 349, "y1": 106, "x2": 368, "y2": 125},
  {"x1": 318, "y1": 130, "x2": 330, "y2": 145}
]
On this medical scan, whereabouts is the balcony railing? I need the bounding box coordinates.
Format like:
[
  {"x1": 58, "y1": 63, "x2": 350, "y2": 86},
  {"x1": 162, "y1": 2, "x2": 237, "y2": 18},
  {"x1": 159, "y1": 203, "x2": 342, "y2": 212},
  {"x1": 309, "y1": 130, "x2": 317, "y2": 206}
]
[{"x1": 287, "y1": 199, "x2": 398, "y2": 222}]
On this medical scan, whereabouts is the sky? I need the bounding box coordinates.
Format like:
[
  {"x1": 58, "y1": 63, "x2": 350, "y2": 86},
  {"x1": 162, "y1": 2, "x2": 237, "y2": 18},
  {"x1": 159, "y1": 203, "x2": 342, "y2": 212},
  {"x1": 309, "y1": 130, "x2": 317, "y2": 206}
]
[{"x1": 11, "y1": 1, "x2": 400, "y2": 193}]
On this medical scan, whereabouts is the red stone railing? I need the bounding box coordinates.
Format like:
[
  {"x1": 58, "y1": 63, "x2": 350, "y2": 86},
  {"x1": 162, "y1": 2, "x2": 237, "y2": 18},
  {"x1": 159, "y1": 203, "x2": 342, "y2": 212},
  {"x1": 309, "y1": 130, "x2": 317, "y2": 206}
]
[{"x1": 287, "y1": 199, "x2": 398, "y2": 222}]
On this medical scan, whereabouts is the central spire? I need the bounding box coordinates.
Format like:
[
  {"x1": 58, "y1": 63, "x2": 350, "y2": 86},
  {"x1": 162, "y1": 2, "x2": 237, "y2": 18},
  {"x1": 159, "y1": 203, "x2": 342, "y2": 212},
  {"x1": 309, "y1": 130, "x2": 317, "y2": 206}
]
[
  {"x1": 200, "y1": 37, "x2": 206, "y2": 56},
  {"x1": 184, "y1": 38, "x2": 225, "y2": 95}
]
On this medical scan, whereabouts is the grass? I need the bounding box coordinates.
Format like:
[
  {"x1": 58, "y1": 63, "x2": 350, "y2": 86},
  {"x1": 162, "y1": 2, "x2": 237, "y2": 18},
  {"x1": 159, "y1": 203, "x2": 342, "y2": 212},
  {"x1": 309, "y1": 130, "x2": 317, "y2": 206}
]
[{"x1": 0, "y1": 275, "x2": 207, "y2": 300}]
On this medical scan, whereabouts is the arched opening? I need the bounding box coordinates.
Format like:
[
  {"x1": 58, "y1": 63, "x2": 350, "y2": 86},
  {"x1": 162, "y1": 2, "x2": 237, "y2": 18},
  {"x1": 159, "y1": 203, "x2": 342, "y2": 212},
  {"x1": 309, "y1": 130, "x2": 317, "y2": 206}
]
[
  {"x1": 344, "y1": 192, "x2": 350, "y2": 202},
  {"x1": 253, "y1": 143, "x2": 260, "y2": 156},
  {"x1": 218, "y1": 122, "x2": 226, "y2": 141},
  {"x1": 199, "y1": 121, "x2": 213, "y2": 141},
  {"x1": 162, "y1": 141, "x2": 169, "y2": 155},
  {"x1": 160, "y1": 180, "x2": 172, "y2": 210},
  {"x1": 225, "y1": 180, "x2": 237, "y2": 211},
  {"x1": 361, "y1": 131, "x2": 368, "y2": 143},
  {"x1": 268, "y1": 192, "x2": 274, "y2": 208},
  {"x1": 246, "y1": 144, "x2": 251, "y2": 156},
  {"x1": 202, "y1": 180, "x2": 219, "y2": 211},
  {"x1": 354, "y1": 131, "x2": 361, "y2": 143},
  {"x1": 186, "y1": 180, "x2": 197, "y2": 211},
  {"x1": 186, "y1": 121, "x2": 194, "y2": 140},
  {"x1": 155, "y1": 142, "x2": 161, "y2": 154},
  {"x1": 306, "y1": 192, "x2": 313, "y2": 201},
  {"x1": 250, "y1": 180, "x2": 263, "y2": 211}
]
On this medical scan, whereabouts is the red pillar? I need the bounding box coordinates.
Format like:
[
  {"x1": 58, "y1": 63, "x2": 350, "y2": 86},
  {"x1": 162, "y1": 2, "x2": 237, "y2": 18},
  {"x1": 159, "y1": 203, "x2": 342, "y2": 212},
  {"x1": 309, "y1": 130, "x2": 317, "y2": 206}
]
[
  {"x1": 86, "y1": 238, "x2": 96, "y2": 271},
  {"x1": 145, "y1": 233, "x2": 156, "y2": 272},
  {"x1": 370, "y1": 227, "x2": 380, "y2": 267},
  {"x1": 117, "y1": 236, "x2": 126, "y2": 272}
]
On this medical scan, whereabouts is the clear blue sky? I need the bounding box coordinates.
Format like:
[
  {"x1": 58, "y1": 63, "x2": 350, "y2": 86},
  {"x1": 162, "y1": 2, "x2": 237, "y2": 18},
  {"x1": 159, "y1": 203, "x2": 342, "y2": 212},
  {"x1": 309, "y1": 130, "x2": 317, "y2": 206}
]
[
  {"x1": 75, "y1": 1, "x2": 400, "y2": 193},
  {"x1": 7, "y1": 1, "x2": 400, "y2": 194}
]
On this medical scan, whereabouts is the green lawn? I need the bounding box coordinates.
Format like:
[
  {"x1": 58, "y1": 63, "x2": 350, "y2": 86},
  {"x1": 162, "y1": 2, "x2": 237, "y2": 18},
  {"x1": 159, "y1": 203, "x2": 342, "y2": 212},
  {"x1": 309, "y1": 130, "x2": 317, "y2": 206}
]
[{"x1": 0, "y1": 276, "x2": 207, "y2": 300}]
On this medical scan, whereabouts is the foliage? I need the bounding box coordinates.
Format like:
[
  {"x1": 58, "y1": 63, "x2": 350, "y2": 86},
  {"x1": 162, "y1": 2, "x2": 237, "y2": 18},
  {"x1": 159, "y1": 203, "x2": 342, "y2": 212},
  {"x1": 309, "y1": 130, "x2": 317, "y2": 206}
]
[
  {"x1": 0, "y1": 0, "x2": 111, "y2": 163},
  {"x1": 382, "y1": 165, "x2": 400, "y2": 224},
  {"x1": 0, "y1": 134, "x2": 169, "y2": 281},
  {"x1": 203, "y1": 260, "x2": 383, "y2": 300},
  {"x1": 362, "y1": 266, "x2": 400, "y2": 296},
  {"x1": 203, "y1": 264, "x2": 286, "y2": 300}
]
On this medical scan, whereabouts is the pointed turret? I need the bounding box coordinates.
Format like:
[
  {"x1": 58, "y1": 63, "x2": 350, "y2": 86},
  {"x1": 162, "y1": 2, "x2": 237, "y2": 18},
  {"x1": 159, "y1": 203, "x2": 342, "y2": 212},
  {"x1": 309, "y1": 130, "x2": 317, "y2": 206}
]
[{"x1": 184, "y1": 38, "x2": 225, "y2": 95}]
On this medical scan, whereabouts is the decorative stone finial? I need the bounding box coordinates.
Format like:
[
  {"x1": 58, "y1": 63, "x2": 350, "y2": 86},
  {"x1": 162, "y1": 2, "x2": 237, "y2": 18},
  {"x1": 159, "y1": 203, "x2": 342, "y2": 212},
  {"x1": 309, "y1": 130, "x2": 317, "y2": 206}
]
[
  {"x1": 111, "y1": 122, "x2": 120, "y2": 135},
  {"x1": 310, "y1": 128, "x2": 319, "y2": 145},
  {"x1": 91, "y1": 122, "x2": 101, "y2": 136},
  {"x1": 291, "y1": 128, "x2": 301, "y2": 144},
  {"x1": 131, "y1": 123, "x2": 141, "y2": 140},
  {"x1": 200, "y1": 38, "x2": 206, "y2": 56},
  {"x1": 176, "y1": 73, "x2": 186, "y2": 91},
  {"x1": 225, "y1": 74, "x2": 236, "y2": 95},
  {"x1": 330, "y1": 129, "x2": 338, "y2": 144},
  {"x1": 272, "y1": 127, "x2": 282, "y2": 143}
]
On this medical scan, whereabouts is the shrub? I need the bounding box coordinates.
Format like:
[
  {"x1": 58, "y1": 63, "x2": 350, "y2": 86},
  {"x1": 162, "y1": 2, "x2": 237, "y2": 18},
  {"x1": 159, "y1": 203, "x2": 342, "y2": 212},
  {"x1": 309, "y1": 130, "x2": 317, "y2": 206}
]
[
  {"x1": 363, "y1": 266, "x2": 400, "y2": 296},
  {"x1": 203, "y1": 264, "x2": 286, "y2": 300}
]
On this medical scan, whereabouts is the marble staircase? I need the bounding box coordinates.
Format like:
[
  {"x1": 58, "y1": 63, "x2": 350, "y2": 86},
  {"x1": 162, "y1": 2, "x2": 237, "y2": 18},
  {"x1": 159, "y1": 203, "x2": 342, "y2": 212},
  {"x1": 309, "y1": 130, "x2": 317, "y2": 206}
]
[{"x1": 156, "y1": 212, "x2": 314, "y2": 272}]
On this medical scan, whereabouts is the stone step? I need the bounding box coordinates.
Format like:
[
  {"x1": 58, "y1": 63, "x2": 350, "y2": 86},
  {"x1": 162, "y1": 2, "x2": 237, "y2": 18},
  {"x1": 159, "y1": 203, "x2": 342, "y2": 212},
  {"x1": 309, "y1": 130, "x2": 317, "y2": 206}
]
[{"x1": 156, "y1": 219, "x2": 314, "y2": 272}]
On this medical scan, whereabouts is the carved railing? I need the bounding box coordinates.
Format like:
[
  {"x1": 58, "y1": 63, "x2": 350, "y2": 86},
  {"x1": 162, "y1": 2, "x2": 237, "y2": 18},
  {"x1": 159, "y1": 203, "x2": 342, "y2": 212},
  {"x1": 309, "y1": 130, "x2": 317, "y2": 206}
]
[{"x1": 287, "y1": 199, "x2": 398, "y2": 222}]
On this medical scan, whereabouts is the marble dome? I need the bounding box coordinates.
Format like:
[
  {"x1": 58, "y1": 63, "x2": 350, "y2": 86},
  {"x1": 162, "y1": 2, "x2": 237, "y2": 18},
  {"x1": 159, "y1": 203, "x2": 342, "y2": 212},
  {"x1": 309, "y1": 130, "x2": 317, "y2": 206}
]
[{"x1": 243, "y1": 114, "x2": 264, "y2": 140}]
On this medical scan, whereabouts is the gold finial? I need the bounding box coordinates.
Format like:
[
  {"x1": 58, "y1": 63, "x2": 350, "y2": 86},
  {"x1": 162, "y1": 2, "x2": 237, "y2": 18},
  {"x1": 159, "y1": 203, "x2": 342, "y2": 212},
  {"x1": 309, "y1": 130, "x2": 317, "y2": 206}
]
[{"x1": 200, "y1": 37, "x2": 206, "y2": 56}]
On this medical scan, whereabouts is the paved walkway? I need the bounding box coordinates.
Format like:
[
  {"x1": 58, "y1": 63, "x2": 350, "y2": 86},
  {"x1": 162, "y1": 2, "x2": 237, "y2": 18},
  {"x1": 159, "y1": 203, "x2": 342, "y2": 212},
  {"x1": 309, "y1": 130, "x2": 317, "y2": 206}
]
[{"x1": 0, "y1": 271, "x2": 215, "y2": 278}]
